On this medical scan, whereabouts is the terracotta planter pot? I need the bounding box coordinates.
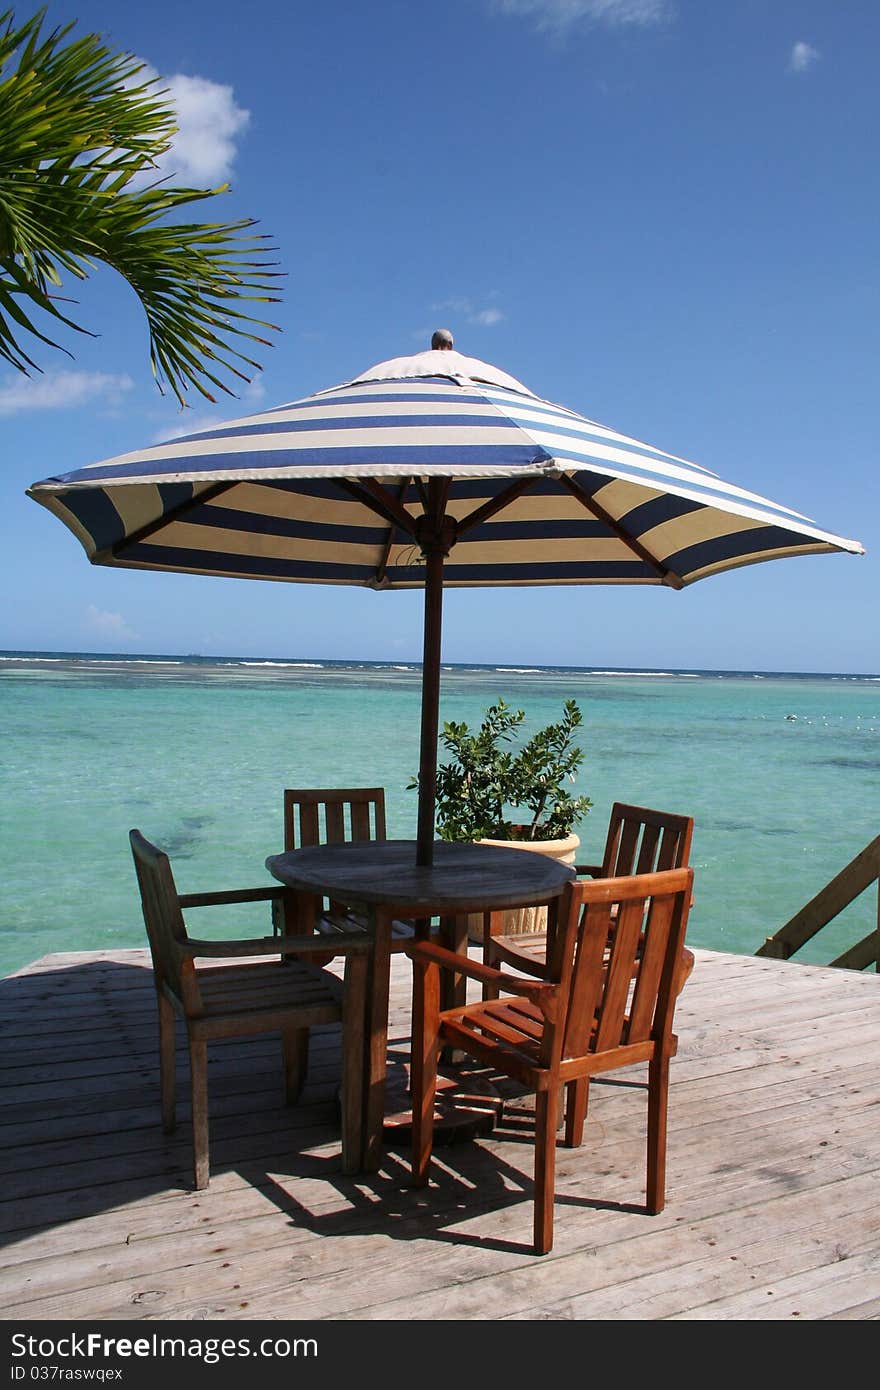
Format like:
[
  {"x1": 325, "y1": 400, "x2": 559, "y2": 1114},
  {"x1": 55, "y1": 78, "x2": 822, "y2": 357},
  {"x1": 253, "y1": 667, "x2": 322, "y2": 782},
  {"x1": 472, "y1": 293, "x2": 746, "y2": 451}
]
[{"x1": 465, "y1": 830, "x2": 580, "y2": 944}]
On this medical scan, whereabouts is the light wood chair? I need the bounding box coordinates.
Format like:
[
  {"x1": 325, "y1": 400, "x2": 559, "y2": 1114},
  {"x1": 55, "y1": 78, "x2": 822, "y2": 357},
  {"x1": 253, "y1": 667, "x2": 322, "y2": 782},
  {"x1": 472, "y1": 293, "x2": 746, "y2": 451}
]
[
  {"x1": 484, "y1": 802, "x2": 694, "y2": 981},
  {"x1": 278, "y1": 787, "x2": 415, "y2": 951},
  {"x1": 407, "y1": 867, "x2": 695, "y2": 1254},
  {"x1": 130, "y1": 828, "x2": 371, "y2": 1189}
]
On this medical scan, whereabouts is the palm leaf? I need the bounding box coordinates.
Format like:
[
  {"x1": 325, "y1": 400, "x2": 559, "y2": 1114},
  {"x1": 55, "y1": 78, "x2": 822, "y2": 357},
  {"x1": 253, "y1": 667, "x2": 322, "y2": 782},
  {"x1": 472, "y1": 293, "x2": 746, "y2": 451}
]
[{"x1": 0, "y1": 7, "x2": 282, "y2": 405}]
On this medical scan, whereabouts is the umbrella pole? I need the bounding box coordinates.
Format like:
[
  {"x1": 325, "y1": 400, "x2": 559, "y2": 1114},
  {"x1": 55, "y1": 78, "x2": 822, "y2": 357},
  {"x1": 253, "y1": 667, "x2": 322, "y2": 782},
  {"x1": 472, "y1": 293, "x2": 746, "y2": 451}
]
[{"x1": 416, "y1": 542, "x2": 445, "y2": 866}]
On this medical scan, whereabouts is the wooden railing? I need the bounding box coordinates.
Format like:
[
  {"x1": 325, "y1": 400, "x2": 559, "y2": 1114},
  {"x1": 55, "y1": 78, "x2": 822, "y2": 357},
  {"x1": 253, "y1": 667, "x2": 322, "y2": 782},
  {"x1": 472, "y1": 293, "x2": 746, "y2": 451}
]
[{"x1": 756, "y1": 834, "x2": 880, "y2": 971}]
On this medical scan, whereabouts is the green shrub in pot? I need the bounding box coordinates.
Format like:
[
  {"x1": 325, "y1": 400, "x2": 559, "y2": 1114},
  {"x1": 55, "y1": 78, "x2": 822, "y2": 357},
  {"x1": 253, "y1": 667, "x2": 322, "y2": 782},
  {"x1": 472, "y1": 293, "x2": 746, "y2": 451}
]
[{"x1": 417, "y1": 698, "x2": 593, "y2": 843}]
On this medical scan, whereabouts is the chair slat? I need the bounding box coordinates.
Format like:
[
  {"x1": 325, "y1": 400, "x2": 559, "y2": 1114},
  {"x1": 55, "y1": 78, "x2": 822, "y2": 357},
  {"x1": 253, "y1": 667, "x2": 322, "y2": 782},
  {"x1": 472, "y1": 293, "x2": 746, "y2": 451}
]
[
  {"x1": 627, "y1": 894, "x2": 675, "y2": 1042},
  {"x1": 656, "y1": 825, "x2": 681, "y2": 870},
  {"x1": 594, "y1": 896, "x2": 644, "y2": 1051},
  {"x1": 491, "y1": 998, "x2": 545, "y2": 1042},
  {"x1": 635, "y1": 822, "x2": 661, "y2": 874},
  {"x1": 298, "y1": 802, "x2": 321, "y2": 847},
  {"x1": 613, "y1": 819, "x2": 642, "y2": 875},
  {"x1": 561, "y1": 902, "x2": 609, "y2": 1058},
  {"x1": 324, "y1": 801, "x2": 346, "y2": 842}
]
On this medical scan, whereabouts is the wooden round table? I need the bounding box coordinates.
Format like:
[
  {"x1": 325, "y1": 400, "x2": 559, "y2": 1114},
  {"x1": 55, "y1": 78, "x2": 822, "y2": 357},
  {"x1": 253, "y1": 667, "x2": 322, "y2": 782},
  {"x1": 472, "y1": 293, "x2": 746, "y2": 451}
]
[
  {"x1": 265, "y1": 839, "x2": 576, "y2": 1166},
  {"x1": 266, "y1": 837, "x2": 575, "y2": 911}
]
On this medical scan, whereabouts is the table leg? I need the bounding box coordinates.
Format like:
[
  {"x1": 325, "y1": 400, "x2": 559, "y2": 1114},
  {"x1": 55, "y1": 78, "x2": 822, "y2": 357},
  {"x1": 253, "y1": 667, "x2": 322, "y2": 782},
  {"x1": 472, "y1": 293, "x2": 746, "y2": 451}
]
[
  {"x1": 437, "y1": 914, "x2": 469, "y2": 1011},
  {"x1": 365, "y1": 904, "x2": 511, "y2": 1153},
  {"x1": 361, "y1": 903, "x2": 392, "y2": 1171},
  {"x1": 436, "y1": 913, "x2": 471, "y2": 1065}
]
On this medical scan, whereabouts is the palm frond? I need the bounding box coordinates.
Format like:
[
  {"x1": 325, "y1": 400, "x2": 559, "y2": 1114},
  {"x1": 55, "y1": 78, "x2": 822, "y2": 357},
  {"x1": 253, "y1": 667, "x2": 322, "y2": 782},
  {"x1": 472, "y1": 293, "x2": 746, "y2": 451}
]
[{"x1": 0, "y1": 7, "x2": 282, "y2": 405}]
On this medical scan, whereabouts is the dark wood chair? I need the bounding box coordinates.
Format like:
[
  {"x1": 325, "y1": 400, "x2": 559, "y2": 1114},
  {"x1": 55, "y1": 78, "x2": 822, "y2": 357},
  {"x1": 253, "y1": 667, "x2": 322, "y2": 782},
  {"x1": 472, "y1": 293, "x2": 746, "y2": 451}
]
[
  {"x1": 277, "y1": 787, "x2": 415, "y2": 951},
  {"x1": 484, "y1": 802, "x2": 694, "y2": 981},
  {"x1": 407, "y1": 866, "x2": 695, "y2": 1255},
  {"x1": 283, "y1": 786, "x2": 387, "y2": 852},
  {"x1": 130, "y1": 828, "x2": 371, "y2": 1189}
]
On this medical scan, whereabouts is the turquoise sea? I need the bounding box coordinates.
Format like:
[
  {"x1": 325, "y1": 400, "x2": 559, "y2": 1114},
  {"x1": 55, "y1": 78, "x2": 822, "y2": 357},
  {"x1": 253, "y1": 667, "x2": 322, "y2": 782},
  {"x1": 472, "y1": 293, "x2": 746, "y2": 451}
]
[{"x1": 1, "y1": 650, "x2": 878, "y2": 979}]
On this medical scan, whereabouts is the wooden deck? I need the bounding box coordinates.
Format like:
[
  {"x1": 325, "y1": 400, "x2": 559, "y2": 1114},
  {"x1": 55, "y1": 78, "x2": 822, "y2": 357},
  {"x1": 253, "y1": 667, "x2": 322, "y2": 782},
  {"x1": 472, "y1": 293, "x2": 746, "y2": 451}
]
[{"x1": 1, "y1": 945, "x2": 879, "y2": 1321}]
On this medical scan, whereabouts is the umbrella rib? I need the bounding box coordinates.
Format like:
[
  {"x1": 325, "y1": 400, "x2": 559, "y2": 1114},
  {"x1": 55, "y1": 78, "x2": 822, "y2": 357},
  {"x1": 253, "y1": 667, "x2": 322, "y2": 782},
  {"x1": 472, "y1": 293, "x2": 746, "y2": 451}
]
[
  {"x1": 96, "y1": 480, "x2": 239, "y2": 561},
  {"x1": 376, "y1": 479, "x2": 414, "y2": 583},
  {"x1": 336, "y1": 479, "x2": 420, "y2": 538},
  {"x1": 454, "y1": 477, "x2": 541, "y2": 536},
  {"x1": 559, "y1": 474, "x2": 685, "y2": 589}
]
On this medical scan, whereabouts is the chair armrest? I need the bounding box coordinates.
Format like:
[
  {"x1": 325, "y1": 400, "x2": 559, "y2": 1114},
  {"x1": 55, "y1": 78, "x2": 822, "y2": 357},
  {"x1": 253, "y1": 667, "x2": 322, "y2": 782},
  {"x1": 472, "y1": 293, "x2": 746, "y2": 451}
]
[
  {"x1": 407, "y1": 939, "x2": 554, "y2": 1005},
  {"x1": 181, "y1": 931, "x2": 371, "y2": 959},
  {"x1": 574, "y1": 863, "x2": 603, "y2": 878},
  {"x1": 178, "y1": 885, "x2": 284, "y2": 908}
]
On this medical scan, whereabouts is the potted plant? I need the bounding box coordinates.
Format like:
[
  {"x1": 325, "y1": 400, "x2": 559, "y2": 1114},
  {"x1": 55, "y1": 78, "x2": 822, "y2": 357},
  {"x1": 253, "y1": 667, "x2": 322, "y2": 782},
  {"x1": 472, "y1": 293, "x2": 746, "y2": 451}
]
[{"x1": 414, "y1": 698, "x2": 593, "y2": 941}]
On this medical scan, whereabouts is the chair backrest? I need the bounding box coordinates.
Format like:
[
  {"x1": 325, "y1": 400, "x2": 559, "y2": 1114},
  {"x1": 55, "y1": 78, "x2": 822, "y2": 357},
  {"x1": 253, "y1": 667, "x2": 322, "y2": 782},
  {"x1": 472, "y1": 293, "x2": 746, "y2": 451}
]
[
  {"x1": 546, "y1": 868, "x2": 694, "y2": 1067},
  {"x1": 283, "y1": 787, "x2": 387, "y2": 851},
  {"x1": 601, "y1": 803, "x2": 694, "y2": 878},
  {"x1": 130, "y1": 828, "x2": 198, "y2": 1013}
]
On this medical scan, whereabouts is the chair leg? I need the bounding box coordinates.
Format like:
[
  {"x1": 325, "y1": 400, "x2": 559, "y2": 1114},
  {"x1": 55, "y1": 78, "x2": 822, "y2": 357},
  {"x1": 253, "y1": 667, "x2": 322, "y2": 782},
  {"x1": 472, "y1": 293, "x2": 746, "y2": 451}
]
[
  {"x1": 410, "y1": 958, "x2": 440, "y2": 1186},
  {"x1": 361, "y1": 909, "x2": 393, "y2": 1172},
  {"x1": 158, "y1": 993, "x2": 176, "y2": 1134},
  {"x1": 282, "y1": 1027, "x2": 309, "y2": 1104},
  {"x1": 563, "y1": 1077, "x2": 590, "y2": 1147},
  {"x1": 481, "y1": 912, "x2": 503, "y2": 1001},
  {"x1": 533, "y1": 1086, "x2": 559, "y2": 1256},
  {"x1": 646, "y1": 1050, "x2": 670, "y2": 1214},
  {"x1": 188, "y1": 1038, "x2": 210, "y2": 1191},
  {"x1": 340, "y1": 953, "x2": 368, "y2": 1174}
]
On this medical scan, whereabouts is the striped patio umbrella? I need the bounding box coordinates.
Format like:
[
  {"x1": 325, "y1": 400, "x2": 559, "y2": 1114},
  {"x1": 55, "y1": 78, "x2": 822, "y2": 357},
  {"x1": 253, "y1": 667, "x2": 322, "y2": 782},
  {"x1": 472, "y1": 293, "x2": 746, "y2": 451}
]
[{"x1": 28, "y1": 339, "x2": 864, "y2": 863}]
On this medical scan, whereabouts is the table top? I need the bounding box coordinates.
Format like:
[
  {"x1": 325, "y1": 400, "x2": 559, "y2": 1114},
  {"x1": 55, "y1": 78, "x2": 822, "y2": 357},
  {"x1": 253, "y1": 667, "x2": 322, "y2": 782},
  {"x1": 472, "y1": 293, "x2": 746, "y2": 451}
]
[{"x1": 265, "y1": 838, "x2": 576, "y2": 913}]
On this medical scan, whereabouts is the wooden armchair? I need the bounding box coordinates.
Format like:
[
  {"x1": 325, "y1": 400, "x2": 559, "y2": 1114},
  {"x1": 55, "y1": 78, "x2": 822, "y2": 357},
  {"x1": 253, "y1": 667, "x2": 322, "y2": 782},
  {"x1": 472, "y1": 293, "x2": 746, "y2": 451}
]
[
  {"x1": 407, "y1": 867, "x2": 695, "y2": 1254},
  {"x1": 277, "y1": 788, "x2": 415, "y2": 951},
  {"x1": 130, "y1": 828, "x2": 371, "y2": 1189},
  {"x1": 485, "y1": 802, "x2": 694, "y2": 982}
]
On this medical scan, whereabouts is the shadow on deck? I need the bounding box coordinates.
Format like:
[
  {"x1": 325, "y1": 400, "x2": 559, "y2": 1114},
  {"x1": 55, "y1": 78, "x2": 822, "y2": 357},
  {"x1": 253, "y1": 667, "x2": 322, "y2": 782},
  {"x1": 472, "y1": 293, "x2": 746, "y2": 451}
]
[{"x1": 0, "y1": 946, "x2": 878, "y2": 1320}]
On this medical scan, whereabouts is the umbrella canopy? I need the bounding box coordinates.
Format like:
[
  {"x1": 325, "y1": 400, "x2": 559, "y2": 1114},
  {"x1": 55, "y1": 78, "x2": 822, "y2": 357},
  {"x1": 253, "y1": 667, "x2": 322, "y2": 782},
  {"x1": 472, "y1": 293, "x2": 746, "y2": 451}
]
[{"x1": 28, "y1": 340, "x2": 864, "y2": 862}]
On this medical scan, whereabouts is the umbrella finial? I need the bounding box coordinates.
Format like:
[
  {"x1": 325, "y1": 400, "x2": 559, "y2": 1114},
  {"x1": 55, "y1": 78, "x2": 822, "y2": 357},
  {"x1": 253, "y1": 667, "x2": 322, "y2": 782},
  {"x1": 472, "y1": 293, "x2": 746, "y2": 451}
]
[{"x1": 431, "y1": 328, "x2": 454, "y2": 350}]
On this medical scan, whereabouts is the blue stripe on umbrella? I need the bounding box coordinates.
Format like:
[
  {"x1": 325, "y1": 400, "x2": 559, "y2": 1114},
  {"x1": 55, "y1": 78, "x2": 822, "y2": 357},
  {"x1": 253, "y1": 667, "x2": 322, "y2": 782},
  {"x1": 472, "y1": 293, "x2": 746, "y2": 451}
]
[
  {"x1": 55, "y1": 488, "x2": 127, "y2": 547},
  {"x1": 462, "y1": 517, "x2": 612, "y2": 542},
  {"x1": 665, "y1": 524, "x2": 825, "y2": 574},
  {"x1": 618, "y1": 494, "x2": 705, "y2": 531},
  {"x1": 191, "y1": 506, "x2": 391, "y2": 545},
  {"x1": 153, "y1": 409, "x2": 539, "y2": 443},
  {"x1": 124, "y1": 545, "x2": 659, "y2": 585},
  {"x1": 51, "y1": 440, "x2": 550, "y2": 484},
  {"x1": 126, "y1": 546, "x2": 399, "y2": 581},
  {"x1": 187, "y1": 504, "x2": 613, "y2": 546}
]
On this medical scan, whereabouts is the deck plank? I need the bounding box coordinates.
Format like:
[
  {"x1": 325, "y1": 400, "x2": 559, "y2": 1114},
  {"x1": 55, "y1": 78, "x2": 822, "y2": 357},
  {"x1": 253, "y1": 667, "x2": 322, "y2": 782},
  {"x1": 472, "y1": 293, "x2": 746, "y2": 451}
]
[{"x1": 0, "y1": 946, "x2": 878, "y2": 1321}]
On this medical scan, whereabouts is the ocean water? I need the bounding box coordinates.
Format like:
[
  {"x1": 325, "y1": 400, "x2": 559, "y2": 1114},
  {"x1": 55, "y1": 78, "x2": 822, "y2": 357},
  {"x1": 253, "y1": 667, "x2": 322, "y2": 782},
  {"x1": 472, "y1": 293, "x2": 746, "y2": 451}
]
[{"x1": 1, "y1": 650, "x2": 878, "y2": 979}]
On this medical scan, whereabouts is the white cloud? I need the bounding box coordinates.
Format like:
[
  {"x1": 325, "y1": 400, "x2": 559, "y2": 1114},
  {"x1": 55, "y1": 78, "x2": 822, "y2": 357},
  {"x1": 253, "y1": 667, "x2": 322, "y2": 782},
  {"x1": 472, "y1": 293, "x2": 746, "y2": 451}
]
[
  {"x1": 140, "y1": 66, "x2": 251, "y2": 184},
  {"x1": 788, "y1": 41, "x2": 820, "y2": 74},
  {"x1": 0, "y1": 370, "x2": 133, "y2": 416},
  {"x1": 493, "y1": 0, "x2": 672, "y2": 31},
  {"x1": 153, "y1": 411, "x2": 223, "y2": 443},
  {"x1": 432, "y1": 298, "x2": 505, "y2": 329},
  {"x1": 84, "y1": 605, "x2": 140, "y2": 641},
  {"x1": 152, "y1": 376, "x2": 265, "y2": 442},
  {"x1": 243, "y1": 373, "x2": 266, "y2": 403}
]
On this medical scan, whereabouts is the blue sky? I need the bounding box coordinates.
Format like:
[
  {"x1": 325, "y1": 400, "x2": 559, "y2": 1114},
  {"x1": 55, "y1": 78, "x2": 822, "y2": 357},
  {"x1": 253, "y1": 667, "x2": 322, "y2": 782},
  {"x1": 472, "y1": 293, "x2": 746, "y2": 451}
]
[{"x1": 2, "y1": 0, "x2": 876, "y2": 673}]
